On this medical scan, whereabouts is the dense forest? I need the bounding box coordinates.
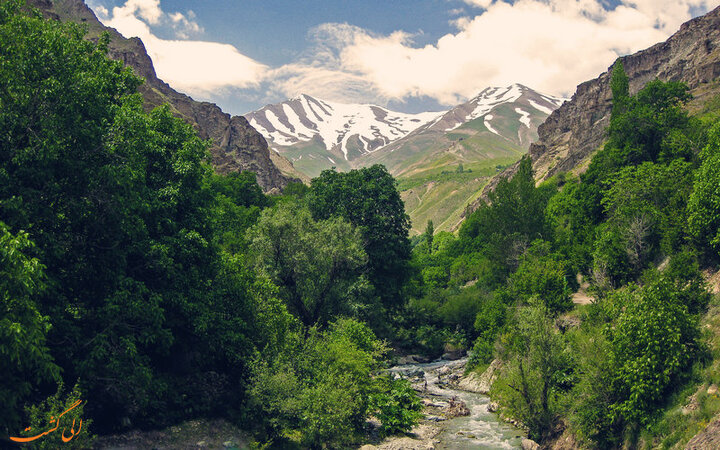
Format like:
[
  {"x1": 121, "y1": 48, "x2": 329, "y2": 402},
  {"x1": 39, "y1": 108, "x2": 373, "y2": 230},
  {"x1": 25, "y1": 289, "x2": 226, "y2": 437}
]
[{"x1": 3, "y1": 1, "x2": 720, "y2": 448}]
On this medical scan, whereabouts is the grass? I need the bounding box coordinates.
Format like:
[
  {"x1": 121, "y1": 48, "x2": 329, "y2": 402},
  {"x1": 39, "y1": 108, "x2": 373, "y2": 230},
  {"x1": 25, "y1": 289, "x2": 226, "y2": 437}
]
[
  {"x1": 275, "y1": 139, "x2": 351, "y2": 178},
  {"x1": 398, "y1": 157, "x2": 520, "y2": 234}
]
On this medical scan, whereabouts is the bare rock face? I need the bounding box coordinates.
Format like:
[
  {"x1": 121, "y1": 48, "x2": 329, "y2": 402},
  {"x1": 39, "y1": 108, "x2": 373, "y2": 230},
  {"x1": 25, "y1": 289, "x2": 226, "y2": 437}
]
[
  {"x1": 686, "y1": 414, "x2": 720, "y2": 449},
  {"x1": 30, "y1": 0, "x2": 295, "y2": 192},
  {"x1": 462, "y1": 5, "x2": 720, "y2": 219}
]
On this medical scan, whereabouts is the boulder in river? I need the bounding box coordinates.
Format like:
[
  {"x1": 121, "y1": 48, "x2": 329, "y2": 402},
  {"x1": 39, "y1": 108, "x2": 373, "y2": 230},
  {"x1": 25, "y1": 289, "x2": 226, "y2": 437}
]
[{"x1": 441, "y1": 349, "x2": 466, "y2": 360}]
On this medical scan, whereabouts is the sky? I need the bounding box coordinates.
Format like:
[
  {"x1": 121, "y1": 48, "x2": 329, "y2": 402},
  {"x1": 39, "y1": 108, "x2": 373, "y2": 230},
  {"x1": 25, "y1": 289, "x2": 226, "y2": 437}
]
[{"x1": 86, "y1": 0, "x2": 720, "y2": 115}]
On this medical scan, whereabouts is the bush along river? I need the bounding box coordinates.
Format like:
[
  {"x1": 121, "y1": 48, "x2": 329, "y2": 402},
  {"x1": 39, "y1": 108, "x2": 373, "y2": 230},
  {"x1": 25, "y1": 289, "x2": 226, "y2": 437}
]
[{"x1": 386, "y1": 357, "x2": 526, "y2": 449}]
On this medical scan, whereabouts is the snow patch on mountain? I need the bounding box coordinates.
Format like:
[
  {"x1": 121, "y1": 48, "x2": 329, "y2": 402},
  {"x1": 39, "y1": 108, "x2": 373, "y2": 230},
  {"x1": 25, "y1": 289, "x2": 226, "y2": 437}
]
[
  {"x1": 515, "y1": 108, "x2": 531, "y2": 127},
  {"x1": 442, "y1": 83, "x2": 555, "y2": 132},
  {"x1": 245, "y1": 94, "x2": 443, "y2": 160},
  {"x1": 484, "y1": 114, "x2": 500, "y2": 135},
  {"x1": 528, "y1": 99, "x2": 554, "y2": 115}
]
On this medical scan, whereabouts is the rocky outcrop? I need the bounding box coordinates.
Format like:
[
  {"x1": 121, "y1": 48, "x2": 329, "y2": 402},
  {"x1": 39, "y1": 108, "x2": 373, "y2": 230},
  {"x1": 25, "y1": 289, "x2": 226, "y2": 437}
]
[
  {"x1": 455, "y1": 359, "x2": 501, "y2": 394},
  {"x1": 462, "y1": 5, "x2": 720, "y2": 219},
  {"x1": 30, "y1": 0, "x2": 295, "y2": 192},
  {"x1": 686, "y1": 414, "x2": 720, "y2": 449}
]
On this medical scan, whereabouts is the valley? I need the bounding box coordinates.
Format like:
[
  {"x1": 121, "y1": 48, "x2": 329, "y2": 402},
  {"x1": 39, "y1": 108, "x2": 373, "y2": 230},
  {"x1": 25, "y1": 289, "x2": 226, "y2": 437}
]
[
  {"x1": 247, "y1": 84, "x2": 565, "y2": 233},
  {"x1": 6, "y1": 1, "x2": 720, "y2": 450}
]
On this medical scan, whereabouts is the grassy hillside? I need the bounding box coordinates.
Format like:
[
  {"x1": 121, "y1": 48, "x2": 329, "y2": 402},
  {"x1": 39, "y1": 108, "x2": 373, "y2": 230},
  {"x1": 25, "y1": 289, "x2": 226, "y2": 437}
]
[
  {"x1": 398, "y1": 157, "x2": 518, "y2": 234},
  {"x1": 393, "y1": 120, "x2": 526, "y2": 234}
]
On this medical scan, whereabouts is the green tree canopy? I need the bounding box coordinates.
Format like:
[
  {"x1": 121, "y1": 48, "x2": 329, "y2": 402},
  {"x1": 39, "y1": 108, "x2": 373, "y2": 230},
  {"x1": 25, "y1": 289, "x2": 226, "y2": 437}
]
[
  {"x1": 248, "y1": 203, "x2": 370, "y2": 326},
  {"x1": 0, "y1": 223, "x2": 58, "y2": 431},
  {"x1": 308, "y1": 165, "x2": 412, "y2": 310},
  {"x1": 0, "y1": 2, "x2": 262, "y2": 430},
  {"x1": 688, "y1": 120, "x2": 720, "y2": 258}
]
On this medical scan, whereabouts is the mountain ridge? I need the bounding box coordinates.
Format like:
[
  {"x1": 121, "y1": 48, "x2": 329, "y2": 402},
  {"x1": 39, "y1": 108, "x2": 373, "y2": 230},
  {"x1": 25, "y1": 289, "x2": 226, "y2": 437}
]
[
  {"x1": 358, "y1": 83, "x2": 564, "y2": 178},
  {"x1": 30, "y1": 0, "x2": 296, "y2": 192},
  {"x1": 467, "y1": 4, "x2": 720, "y2": 223},
  {"x1": 244, "y1": 94, "x2": 443, "y2": 176}
]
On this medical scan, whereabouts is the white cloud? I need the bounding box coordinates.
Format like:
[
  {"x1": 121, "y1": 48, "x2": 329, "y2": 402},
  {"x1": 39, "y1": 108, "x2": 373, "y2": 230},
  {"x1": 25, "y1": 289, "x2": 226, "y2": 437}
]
[
  {"x1": 92, "y1": 0, "x2": 720, "y2": 109},
  {"x1": 97, "y1": 0, "x2": 267, "y2": 95},
  {"x1": 269, "y1": 0, "x2": 720, "y2": 105}
]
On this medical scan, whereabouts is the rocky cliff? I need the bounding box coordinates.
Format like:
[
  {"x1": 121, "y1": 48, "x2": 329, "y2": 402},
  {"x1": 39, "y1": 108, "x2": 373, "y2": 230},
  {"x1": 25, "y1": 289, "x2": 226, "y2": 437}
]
[
  {"x1": 462, "y1": 5, "x2": 720, "y2": 220},
  {"x1": 30, "y1": 0, "x2": 295, "y2": 192}
]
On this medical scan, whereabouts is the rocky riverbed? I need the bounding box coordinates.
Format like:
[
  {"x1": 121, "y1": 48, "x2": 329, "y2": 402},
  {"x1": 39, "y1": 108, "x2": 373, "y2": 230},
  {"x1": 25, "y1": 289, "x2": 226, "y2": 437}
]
[{"x1": 361, "y1": 358, "x2": 527, "y2": 449}]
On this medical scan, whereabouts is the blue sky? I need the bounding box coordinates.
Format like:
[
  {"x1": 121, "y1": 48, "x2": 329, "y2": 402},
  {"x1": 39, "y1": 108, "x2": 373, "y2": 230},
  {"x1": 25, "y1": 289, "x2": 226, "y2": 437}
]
[{"x1": 88, "y1": 0, "x2": 720, "y2": 115}]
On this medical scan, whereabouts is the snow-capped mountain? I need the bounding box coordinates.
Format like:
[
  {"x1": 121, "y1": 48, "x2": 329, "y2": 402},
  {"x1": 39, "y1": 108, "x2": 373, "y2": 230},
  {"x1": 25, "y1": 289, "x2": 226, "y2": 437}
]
[
  {"x1": 416, "y1": 83, "x2": 564, "y2": 145},
  {"x1": 244, "y1": 95, "x2": 442, "y2": 176},
  {"x1": 244, "y1": 85, "x2": 564, "y2": 177},
  {"x1": 357, "y1": 84, "x2": 566, "y2": 177}
]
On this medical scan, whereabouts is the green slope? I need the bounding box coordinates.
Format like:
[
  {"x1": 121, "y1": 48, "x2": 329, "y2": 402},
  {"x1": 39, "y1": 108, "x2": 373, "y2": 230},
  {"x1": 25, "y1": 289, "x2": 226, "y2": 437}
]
[
  {"x1": 278, "y1": 137, "x2": 351, "y2": 178},
  {"x1": 398, "y1": 158, "x2": 519, "y2": 235}
]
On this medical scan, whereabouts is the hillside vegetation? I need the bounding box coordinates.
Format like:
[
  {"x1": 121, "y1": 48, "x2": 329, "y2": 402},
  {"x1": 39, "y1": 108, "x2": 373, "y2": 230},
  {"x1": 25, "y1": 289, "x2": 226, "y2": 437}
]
[
  {"x1": 0, "y1": 5, "x2": 421, "y2": 447},
  {"x1": 400, "y1": 61, "x2": 720, "y2": 448}
]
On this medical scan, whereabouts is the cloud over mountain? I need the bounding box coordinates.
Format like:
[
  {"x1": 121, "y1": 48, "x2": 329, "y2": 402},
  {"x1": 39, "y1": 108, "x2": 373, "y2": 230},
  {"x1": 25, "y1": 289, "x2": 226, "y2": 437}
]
[
  {"x1": 93, "y1": 0, "x2": 268, "y2": 95},
  {"x1": 91, "y1": 0, "x2": 720, "y2": 110}
]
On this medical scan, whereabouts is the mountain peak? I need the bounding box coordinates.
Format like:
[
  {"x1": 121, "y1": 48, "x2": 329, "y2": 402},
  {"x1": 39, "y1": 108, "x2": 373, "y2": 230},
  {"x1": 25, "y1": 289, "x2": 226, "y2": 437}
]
[
  {"x1": 244, "y1": 97, "x2": 443, "y2": 175},
  {"x1": 245, "y1": 84, "x2": 563, "y2": 177}
]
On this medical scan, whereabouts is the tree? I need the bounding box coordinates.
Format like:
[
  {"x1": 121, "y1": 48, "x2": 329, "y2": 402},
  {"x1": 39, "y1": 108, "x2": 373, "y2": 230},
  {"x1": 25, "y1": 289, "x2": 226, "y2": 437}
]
[
  {"x1": 573, "y1": 276, "x2": 702, "y2": 445},
  {"x1": 0, "y1": 3, "x2": 260, "y2": 429},
  {"x1": 208, "y1": 171, "x2": 269, "y2": 252},
  {"x1": 610, "y1": 60, "x2": 629, "y2": 118},
  {"x1": 606, "y1": 79, "x2": 692, "y2": 165},
  {"x1": 595, "y1": 160, "x2": 694, "y2": 283},
  {"x1": 249, "y1": 318, "x2": 414, "y2": 447},
  {"x1": 608, "y1": 279, "x2": 699, "y2": 426},
  {"x1": 0, "y1": 223, "x2": 58, "y2": 431},
  {"x1": 248, "y1": 202, "x2": 370, "y2": 326},
  {"x1": 425, "y1": 220, "x2": 434, "y2": 254},
  {"x1": 507, "y1": 240, "x2": 573, "y2": 314},
  {"x1": 493, "y1": 303, "x2": 573, "y2": 442},
  {"x1": 458, "y1": 156, "x2": 552, "y2": 278},
  {"x1": 308, "y1": 165, "x2": 412, "y2": 310},
  {"x1": 688, "y1": 120, "x2": 720, "y2": 258}
]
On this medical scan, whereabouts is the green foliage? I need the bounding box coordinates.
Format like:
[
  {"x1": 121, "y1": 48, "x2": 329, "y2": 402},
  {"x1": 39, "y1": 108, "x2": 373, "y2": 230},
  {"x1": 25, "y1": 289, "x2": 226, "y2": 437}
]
[
  {"x1": 209, "y1": 171, "x2": 268, "y2": 252},
  {"x1": 607, "y1": 80, "x2": 693, "y2": 165},
  {"x1": 0, "y1": 223, "x2": 59, "y2": 431},
  {"x1": 437, "y1": 286, "x2": 485, "y2": 337},
  {"x1": 571, "y1": 274, "x2": 704, "y2": 445},
  {"x1": 249, "y1": 318, "x2": 413, "y2": 447},
  {"x1": 607, "y1": 279, "x2": 699, "y2": 428},
  {"x1": 18, "y1": 381, "x2": 94, "y2": 449},
  {"x1": 248, "y1": 202, "x2": 370, "y2": 326},
  {"x1": 458, "y1": 156, "x2": 553, "y2": 279},
  {"x1": 308, "y1": 165, "x2": 412, "y2": 310},
  {"x1": 506, "y1": 240, "x2": 573, "y2": 314},
  {"x1": 424, "y1": 220, "x2": 434, "y2": 254},
  {"x1": 688, "y1": 120, "x2": 720, "y2": 258},
  {"x1": 493, "y1": 303, "x2": 573, "y2": 442},
  {"x1": 369, "y1": 376, "x2": 423, "y2": 437},
  {"x1": 601, "y1": 160, "x2": 693, "y2": 267},
  {"x1": 470, "y1": 293, "x2": 507, "y2": 366},
  {"x1": 0, "y1": 3, "x2": 273, "y2": 431},
  {"x1": 282, "y1": 181, "x2": 310, "y2": 198},
  {"x1": 611, "y1": 60, "x2": 629, "y2": 117}
]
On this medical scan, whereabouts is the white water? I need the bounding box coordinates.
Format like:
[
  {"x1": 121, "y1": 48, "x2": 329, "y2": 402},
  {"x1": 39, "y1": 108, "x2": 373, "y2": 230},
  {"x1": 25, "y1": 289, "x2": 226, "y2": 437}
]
[{"x1": 390, "y1": 359, "x2": 525, "y2": 449}]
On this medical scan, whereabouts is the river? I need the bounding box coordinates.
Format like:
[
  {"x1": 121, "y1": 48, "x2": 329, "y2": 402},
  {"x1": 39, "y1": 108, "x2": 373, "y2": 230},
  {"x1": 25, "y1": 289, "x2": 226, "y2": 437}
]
[{"x1": 389, "y1": 358, "x2": 526, "y2": 449}]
